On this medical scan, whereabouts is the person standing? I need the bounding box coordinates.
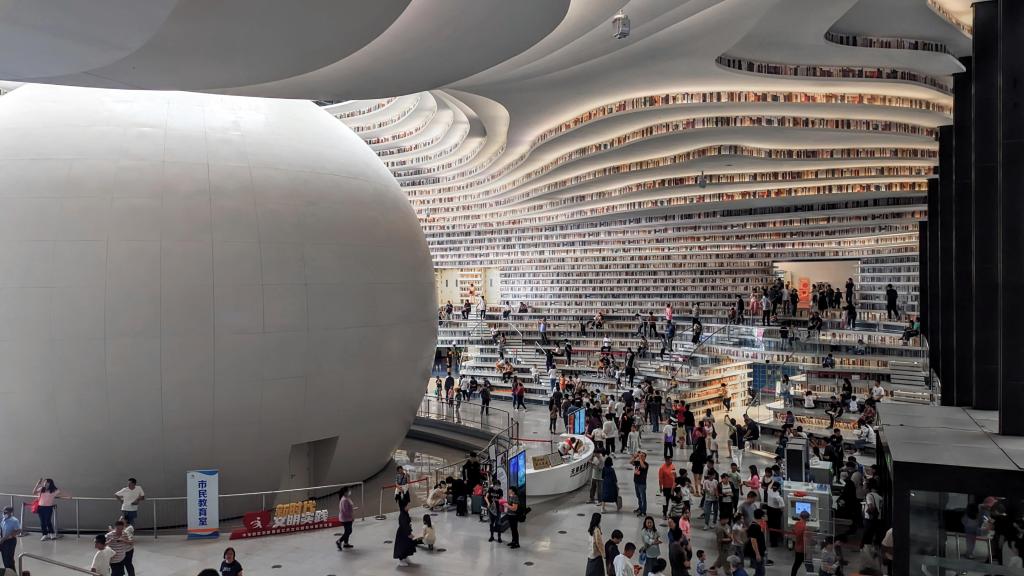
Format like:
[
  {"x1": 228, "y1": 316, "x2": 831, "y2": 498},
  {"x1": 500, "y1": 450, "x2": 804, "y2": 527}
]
[
  {"x1": 631, "y1": 451, "x2": 650, "y2": 517},
  {"x1": 480, "y1": 381, "x2": 492, "y2": 415},
  {"x1": 485, "y1": 479, "x2": 503, "y2": 543},
  {"x1": 745, "y1": 509, "x2": 767, "y2": 576},
  {"x1": 766, "y1": 484, "x2": 785, "y2": 548},
  {"x1": 885, "y1": 284, "x2": 899, "y2": 320},
  {"x1": 845, "y1": 278, "x2": 854, "y2": 304},
  {"x1": 0, "y1": 506, "x2": 21, "y2": 573},
  {"x1": 89, "y1": 534, "x2": 116, "y2": 576},
  {"x1": 713, "y1": 516, "x2": 732, "y2": 572},
  {"x1": 658, "y1": 458, "x2": 676, "y2": 518},
  {"x1": 114, "y1": 478, "x2": 145, "y2": 527},
  {"x1": 790, "y1": 510, "x2": 809, "y2": 576},
  {"x1": 613, "y1": 542, "x2": 638, "y2": 576},
  {"x1": 336, "y1": 487, "x2": 355, "y2": 550},
  {"x1": 218, "y1": 547, "x2": 243, "y2": 576},
  {"x1": 105, "y1": 519, "x2": 132, "y2": 576},
  {"x1": 539, "y1": 318, "x2": 549, "y2": 345},
  {"x1": 600, "y1": 457, "x2": 620, "y2": 513},
  {"x1": 393, "y1": 509, "x2": 417, "y2": 567},
  {"x1": 504, "y1": 487, "x2": 521, "y2": 549},
  {"x1": 394, "y1": 466, "x2": 411, "y2": 511},
  {"x1": 589, "y1": 453, "x2": 604, "y2": 504},
  {"x1": 32, "y1": 477, "x2": 66, "y2": 540},
  {"x1": 641, "y1": 515, "x2": 663, "y2": 576},
  {"x1": 586, "y1": 513, "x2": 606, "y2": 576}
]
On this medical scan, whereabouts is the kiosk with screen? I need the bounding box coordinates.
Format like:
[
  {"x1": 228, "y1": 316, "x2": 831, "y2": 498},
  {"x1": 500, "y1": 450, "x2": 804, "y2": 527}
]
[
  {"x1": 568, "y1": 408, "x2": 586, "y2": 435},
  {"x1": 783, "y1": 481, "x2": 831, "y2": 533},
  {"x1": 508, "y1": 449, "x2": 527, "y2": 516}
]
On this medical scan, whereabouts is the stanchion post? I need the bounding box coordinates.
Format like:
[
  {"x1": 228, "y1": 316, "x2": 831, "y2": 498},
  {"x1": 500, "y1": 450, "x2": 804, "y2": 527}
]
[
  {"x1": 152, "y1": 500, "x2": 158, "y2": 539},
  {"x1": 360, "y1": 483, "x2": 365, "y2": 521},
  {"x1": 75, "y1": 500, "x2": 79, "y2": 538}
]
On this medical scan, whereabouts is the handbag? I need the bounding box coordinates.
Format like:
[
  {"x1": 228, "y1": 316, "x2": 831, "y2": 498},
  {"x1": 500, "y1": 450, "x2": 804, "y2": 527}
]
[{"x1": 30, "y1": 499, "x2": 39, "y2": 514}]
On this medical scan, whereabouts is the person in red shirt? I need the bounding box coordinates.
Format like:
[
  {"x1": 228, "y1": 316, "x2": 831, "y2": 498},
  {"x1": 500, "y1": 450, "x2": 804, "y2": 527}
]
[
  {"x1": 658, "y1": 458, "x2": 676, "y2": 518},
  {"x1": 790, "y1": 510, "x2": 810, "y2": 576}
]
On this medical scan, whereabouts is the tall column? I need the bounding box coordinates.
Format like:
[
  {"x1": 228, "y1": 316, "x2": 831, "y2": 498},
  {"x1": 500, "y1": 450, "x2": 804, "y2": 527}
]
[
  {"x1": 919, "y1": 220, "x2": 928, "y2": 335},
  {"x1": 926, "y1": 178, "x2": 942, "y2": 383},
  {"x1": 973, "y1": 0, "x2": 1000, "y2": 410},
  {"x1": 938, "y1": 125, "x2": 956, "y2": 405},
  {"x1": 998, "y1": 0, "x2": 1024, "y2": 435},
  {"x1": 953, "y1": 58, "x2": 974, "y2": 406}
]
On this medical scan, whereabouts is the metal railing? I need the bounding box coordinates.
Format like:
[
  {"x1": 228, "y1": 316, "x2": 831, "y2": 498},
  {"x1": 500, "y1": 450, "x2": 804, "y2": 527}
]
[
  {"x1": 0, "y1": 480, "x2": 365, "y2": 539},
  {"x1": 415, "y1": 395, "x2": 517, "y2": 492},
  {"x1": 18, "y1": 552, "x2": 93, "y2": 574}
]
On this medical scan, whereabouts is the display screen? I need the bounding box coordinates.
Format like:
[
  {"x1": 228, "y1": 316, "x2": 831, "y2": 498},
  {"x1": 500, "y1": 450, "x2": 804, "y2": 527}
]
[
  {"x1": 794, "y1": 501, "x2": 813, "y2": 516},
  {"x1": 570, "y1": 408, "x2": 586, "y2": 435},
  {"x1": 509, "y1": 450, "x2": 527, "y2": 488}
]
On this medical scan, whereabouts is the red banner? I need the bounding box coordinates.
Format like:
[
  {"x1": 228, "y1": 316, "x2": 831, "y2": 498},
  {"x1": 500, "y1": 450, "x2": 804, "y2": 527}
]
[{"x1": 229, "y1": 502, "x2": 340, "y2": 539}]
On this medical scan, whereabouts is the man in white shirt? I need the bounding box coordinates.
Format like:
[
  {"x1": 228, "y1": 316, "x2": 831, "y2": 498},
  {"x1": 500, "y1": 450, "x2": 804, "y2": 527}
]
[
  {"x1": 114, "y1": 478, "x2": 145, "y2": 526},
  {"x1": 871, "y1": 381, "x2": 885, "y2": 402},
  {"x1": 548, "y1": 367, "x2": 558, "y2": 392},
  {"x1": 614, "y1": 542, "x2": 638, "y2": 576},
  {"x1": 90, "y1": 534, "x2": 115, "y2": 576}
]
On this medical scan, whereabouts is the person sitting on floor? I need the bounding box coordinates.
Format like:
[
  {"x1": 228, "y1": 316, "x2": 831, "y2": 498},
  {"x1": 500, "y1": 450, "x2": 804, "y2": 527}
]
[
  {"x1": 426, "y1": 482, "x2": 447, "y2": 510},
  {"x1": 413, "y1": 514, "x2": 436, "y2": 550}
]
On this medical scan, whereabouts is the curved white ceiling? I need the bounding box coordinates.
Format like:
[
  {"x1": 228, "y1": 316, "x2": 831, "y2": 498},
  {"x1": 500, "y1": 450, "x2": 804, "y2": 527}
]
[{"x1": 0, "y1": 0, "x2": 571, "y2": 99}]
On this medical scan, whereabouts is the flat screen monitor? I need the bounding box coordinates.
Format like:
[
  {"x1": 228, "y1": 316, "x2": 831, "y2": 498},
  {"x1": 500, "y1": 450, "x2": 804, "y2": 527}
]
[
  {"x1": 508, "y1": 450, "x2": 527, "y2": 489},
  {"x1": 569, "y1": 408, "x2": 586, "y2": 435},
  {"x1": 790, "y1": 499, "x2": 816, "y2": 521}
]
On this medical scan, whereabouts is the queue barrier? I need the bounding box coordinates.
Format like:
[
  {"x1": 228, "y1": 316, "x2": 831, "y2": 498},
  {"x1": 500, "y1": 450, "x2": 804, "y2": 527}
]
[
  {"x1": 376, "y1": 476, "x2": 429, "y2": 520},
  {"x1": 0, "y1": 480, "x2": 365, "y2": 539}
]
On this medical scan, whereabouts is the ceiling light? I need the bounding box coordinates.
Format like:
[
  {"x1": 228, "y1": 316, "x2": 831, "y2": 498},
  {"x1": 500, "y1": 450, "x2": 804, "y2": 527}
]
[{"x1": 612, "y1": 10, "x2": 630, "y2": 39}]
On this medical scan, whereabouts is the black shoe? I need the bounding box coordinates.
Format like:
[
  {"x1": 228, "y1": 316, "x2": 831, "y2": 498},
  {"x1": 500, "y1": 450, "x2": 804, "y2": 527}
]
[
  {"x1": 510, "y1": 543, "x2": 520, "y2": 549},
  {"x1": 336, "y1": 540, "x2": 342, "y2": 551},
  {"x1": 488, "y1": 536, "x2": 494, "y2": 542},
  {"x1": 343, "y1": 544, "x2": 353, "y2": 549}
]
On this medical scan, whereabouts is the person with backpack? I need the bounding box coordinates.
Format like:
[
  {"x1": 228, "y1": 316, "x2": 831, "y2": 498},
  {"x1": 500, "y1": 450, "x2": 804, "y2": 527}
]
[{"x1": 861, "y1": 480, "x2": 883, "y2": 552}]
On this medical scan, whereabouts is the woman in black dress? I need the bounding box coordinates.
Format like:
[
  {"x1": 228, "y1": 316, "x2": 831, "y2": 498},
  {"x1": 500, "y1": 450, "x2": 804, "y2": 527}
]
[{"x1": 393, "y1": 509, "x2": 417, "y2": 567}]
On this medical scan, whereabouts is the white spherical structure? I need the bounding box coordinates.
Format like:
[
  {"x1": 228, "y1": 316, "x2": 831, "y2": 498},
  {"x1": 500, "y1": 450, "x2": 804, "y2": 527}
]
[{"x1": 0, "y1": 85, "x2": 436, "y2": 516}]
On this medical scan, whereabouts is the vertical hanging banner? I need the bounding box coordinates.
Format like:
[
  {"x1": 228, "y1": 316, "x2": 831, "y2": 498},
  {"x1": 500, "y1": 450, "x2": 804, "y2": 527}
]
[{"x1": 187, "y1": 469, "x2": 220, "y2": 539}]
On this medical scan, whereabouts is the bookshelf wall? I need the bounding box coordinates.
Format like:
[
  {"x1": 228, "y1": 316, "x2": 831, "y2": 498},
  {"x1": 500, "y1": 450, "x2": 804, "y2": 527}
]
[{"x1": 328, "y1": 39, "x2": 945, "y2": 322}]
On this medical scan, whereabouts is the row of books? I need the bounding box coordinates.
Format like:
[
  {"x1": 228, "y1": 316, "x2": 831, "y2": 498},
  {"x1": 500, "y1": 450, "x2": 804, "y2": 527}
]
[
  {"x1": 824, "y1": 31, "x2": 950, "y2": 54},
  {"x1": 413, "y1": 145, "x2": 936, "y2": 220},
  {"x1": 716, "y1": 55, "x2": 952, "y2": 93},
  {"x1": 397, "y1": 90, "x2": 949, "y2": 196},
  {"x1": 926, "y1": 0, "x2": 973, "y2": 36},
  {"x1": 416, "y1": 118, "x2": 936, "y2": 210},
  {"x1": 329, "y1": 97, "x2": 397, "y2": 119}
]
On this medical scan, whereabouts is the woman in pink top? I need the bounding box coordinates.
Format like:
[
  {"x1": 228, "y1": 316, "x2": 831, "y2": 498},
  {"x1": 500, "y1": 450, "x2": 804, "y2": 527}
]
[
  {"x1": 32, "y1": 478, "x2": 67, "y2": 540},
  {"x1": 743, "y1": 465, "x2": 761, "y2": 491}
]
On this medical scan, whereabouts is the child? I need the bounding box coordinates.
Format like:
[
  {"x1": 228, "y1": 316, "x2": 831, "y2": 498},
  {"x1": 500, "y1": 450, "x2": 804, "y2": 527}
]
[
  {"x1": 681, "y1": 478, "x2": 694, "y2": 513},
  {"x1": 413, "y1": 514, "x2": 435, "y2": 550},
  {"x1": 679, "y1": 508, "x2": 692, "y2": 541},
  {"x1": 694, "y1": 550, "x2": 708, "y2": 576},
  {"x1": 627, "y1": 424, "x2": 641, "y2": 455}
]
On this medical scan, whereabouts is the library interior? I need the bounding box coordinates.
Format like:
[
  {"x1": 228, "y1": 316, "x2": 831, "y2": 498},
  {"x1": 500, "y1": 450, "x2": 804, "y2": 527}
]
[{"x1": 0, "y1": 1, "x2": 1019, "y2": 575}]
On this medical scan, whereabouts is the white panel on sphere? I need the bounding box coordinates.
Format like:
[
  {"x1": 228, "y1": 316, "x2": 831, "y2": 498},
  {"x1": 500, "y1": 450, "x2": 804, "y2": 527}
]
[{"x1": 0, "y1": 84, "x2": 436, "y2": 527}]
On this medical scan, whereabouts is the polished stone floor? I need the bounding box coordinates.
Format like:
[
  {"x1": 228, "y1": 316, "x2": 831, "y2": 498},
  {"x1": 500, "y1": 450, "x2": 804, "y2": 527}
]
[{"x1": 12, "y1": 400, "x2": 882, "y2": 575}]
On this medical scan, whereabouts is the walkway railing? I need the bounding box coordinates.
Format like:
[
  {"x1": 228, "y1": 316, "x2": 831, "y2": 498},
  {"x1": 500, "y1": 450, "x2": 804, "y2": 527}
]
[
  {"x1": 18, "y1": 552, "x2": 92, "y2": 574},
  {"x1": 0, "y1": 480, "x2": 365, "y2": 539},
  {"x1": 415, "y1": 395, "x2": 518, "y2": 494}
]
